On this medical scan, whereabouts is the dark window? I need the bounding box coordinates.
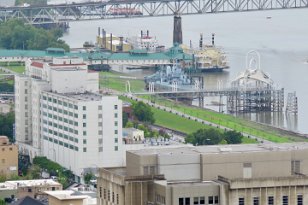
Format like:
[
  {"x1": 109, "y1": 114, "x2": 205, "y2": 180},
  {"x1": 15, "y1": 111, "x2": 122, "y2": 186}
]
[
  {"x1": 291, "y1": 160, "x2": 301, "y2": 175},
  {"x1": 116, "y1": 193, "x2": 119, "y2": 204},
  {"x1": 297, "y1": 195, "x2": 303, "y2": 205},
  {"x1": 185, "y1": 197, "x2": 190, "y2": 205},
  {"x1": 215, "y1": 196, "x2": 219, "y2": 204},
  {"x1": 108, "y1": 190, "x2": 110, "y2": 201},
  {"x1": 268, "y1": 196, "x2": 274, "y2": 205},
  {"x1": 52, "y1": 187, "x2": 55, "y2": 191},
  {"x1": 209, "y1": 196, "x2": 214, "y2": 204},
  {"x1": 103, "y1": 189, "x2": 106, "y2": 199},
  {"x1": 112, "y1": 192, "x2": 115, "y2": 203},
  {"x1": 253, "y1": 197, "x2": 259, "y2": 205},
  {"x1": 28, "y1": 188, "x2": 32, "y2": 192},
  {"x1": 239, "y1": 197, "x2": 245, "y2": 205},
  {"x1": 200, "y1": 197, "x2": 205, "y2": 204},
  {"x1": 283, "y1": 196, "x2": 288, "y2": 205},
  {"x1": 194, "y1": 197, "x2": 199, "y2": 205},
  {"x1": 179, "y1": 198, "x2": 184, "y2": 205}
]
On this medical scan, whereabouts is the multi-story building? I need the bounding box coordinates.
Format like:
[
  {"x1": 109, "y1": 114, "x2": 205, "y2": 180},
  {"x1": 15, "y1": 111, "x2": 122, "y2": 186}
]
[
  {"x1": 15, "y1": 57, "x2": 123, "y2": 180},
  {"x1": 0, "y1": 136, "x2": 18, "y2": 177},
  {"x1": 98, "y1": 143, "x2": 308, "y2": 205}
]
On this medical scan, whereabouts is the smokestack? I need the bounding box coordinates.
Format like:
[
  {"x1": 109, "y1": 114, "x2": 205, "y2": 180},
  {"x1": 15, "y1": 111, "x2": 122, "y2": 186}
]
[
  {"x1": 212, "y1": 33, "x2": 215, "y2": 46},
  {"x1": 98, "y1": 27, "x2": 101, "y2": 36},
  {"x1": 102, "y1": 29, "x2": 106, "y2": 48},
  {"x1": 147, "y1": 30, "x2": 149, "y2": 37},
  {"x1": 119, "y1": 36, "x2": 124, "y2": 52},
  {"x1": 190, "y1": 40, "x2": 192, "y2": 49},
  {"x1": 199, "y1": 33, "x2": 203, "y2": 49},
  {"x1": 110, "y1": 33, "x2": 113, "y2": 52},
  {"x1": 173, "y1": 14, "x2": 183, "y2": 45},
  {"x1": 141, "y1": 30, "x2": 143, "y2": 38}
]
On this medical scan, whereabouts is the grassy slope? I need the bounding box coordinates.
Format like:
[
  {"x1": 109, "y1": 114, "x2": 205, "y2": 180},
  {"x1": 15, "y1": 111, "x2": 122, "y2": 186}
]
[{"x1": 104, "y1": 71, "x2": 307, "y2": 143}]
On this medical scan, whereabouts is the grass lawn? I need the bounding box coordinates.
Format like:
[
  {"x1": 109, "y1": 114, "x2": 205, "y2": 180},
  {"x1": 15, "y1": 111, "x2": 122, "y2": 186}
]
[
  {"x1": 2, "y1": 65, "x2": 25, "y2": 74},
  {"x1": 100, "y1": 71, "x2": 145, "y2": 92},
  {"x1": 101, "y1": 71, "x2": 307, "y2": 143}
]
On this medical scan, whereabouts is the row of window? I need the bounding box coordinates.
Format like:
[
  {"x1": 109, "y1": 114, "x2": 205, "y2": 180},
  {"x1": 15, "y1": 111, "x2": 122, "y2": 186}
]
[
  {"x1": 43, "y1": 135, "x2": 87, "y2": 152},
  {"x1": 179, "y1": 196, "x2": 219, "y2": 205},
  {"x1": 43, "y1": 96, "x2": 79, "y2": 110},
  {"x1": 42, "y1": 105, "x2": 79, "y2": 118},
  {"x1": 238, "y1": 195, "x2": 303, "y2": 205},
  {"x1": 99, "y1": 187, "x2": 119, "y2": 204}
]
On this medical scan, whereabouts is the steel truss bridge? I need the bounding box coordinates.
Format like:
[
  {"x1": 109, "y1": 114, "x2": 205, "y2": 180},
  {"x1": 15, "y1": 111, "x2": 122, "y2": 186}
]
[{"x1": 0, "y1": 0, "x2": 307, "y2": 24}]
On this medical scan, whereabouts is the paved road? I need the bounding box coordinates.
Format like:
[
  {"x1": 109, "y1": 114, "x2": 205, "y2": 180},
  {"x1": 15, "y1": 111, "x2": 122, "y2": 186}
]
[{"x1": 123, "y1": 93, "x2": 274, "y2": 144}]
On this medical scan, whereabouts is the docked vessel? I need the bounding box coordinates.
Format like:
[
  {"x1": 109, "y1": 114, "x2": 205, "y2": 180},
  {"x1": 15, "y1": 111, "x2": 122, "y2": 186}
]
[
  {"x1": 126, "y1": 30, "x2": 163, "y2": 53},
  {"x1": 183, "y1": 34, "x2": 229, "y2": 72}
]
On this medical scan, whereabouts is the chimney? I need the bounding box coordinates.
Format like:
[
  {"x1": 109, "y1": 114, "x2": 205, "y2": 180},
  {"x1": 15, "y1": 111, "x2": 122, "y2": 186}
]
[
  {"x1": 141, "y1": 30, "x2": 143, "y2": 38},
  {"x1": 110, "y1": 33, "x2": 113, "y2": 52},
  {"x1": 199, "y1": 33, "x2": 203, "y2": 49},
  {"x1": 173, "y1": 14, "x2": 183, "y2": 45},
  {"x1": 98, "y1": 27, "x2": 101, "y2": 36},
  {"x1": 190, "y1": 40, "x2": 192, "y2": 49},
  {"x1": 119, "y1": 36, "x2": 124, "y2": 52},
  {"x1": 102, "y1": 29, "x2": 106, "y2": 49},
  {"x1": 212, "y1": 33, "x2": 215, "y2": 46},
  {"x1": 147, "y1": 30, "x2": 149, "y2": 37}
]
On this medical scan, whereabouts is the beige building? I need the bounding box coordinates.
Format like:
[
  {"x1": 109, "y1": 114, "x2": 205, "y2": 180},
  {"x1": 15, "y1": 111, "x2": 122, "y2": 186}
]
[
  {"x1": 98, "y1": 143, "x2": 308, "y2": 205},
  {"x1": 123, "y1": 128, "x2": 144, "y2": 144},
  {"x1": 96, "y1": 32, "x2": 132, "y2": 52},
  {"x1": 0, "y1": 136, "x2": 18, "y2": 177}
]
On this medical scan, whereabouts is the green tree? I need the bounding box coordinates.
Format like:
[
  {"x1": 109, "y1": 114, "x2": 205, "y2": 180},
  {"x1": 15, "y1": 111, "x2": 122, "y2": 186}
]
[
  {"x1": 224, "y1": 130, "x2": 243, "y2": 144},
  {"x1": 0, "y1": 20, "x2": 69, "y2": 51},
  {"x1": 0, "y1": 199, "x2": 5, "y2": 205},
  {"x1": 84, "y1": 172, "x2": 94, "y2": 185},
  {"x1": 122, "y1": 112, "x2": 128, "y2": 127},
  {"x1": 186, "y1": 128, "x2": 223, "y2": 145},
  {"x1": 125, "y1": 121, "x2": 134, "y2": 128},
  {"x1": 0, "y1": 112, "x2": 15, "y2": 142},
  {"x1": 132, "y1": 102, "x2": 155, "y2": 124}
]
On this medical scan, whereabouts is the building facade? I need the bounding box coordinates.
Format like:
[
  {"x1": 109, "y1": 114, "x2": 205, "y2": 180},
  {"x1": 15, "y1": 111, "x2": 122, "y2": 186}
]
[
  {"x1": 15, "y1": 57, "x2": 124, "y2": 179},
  {"x1": 0, "y1": 136, "x2": 18, "y2": 177},
  {"x1": 97, "y1": 143, "x2": 308, "y2": 205}
]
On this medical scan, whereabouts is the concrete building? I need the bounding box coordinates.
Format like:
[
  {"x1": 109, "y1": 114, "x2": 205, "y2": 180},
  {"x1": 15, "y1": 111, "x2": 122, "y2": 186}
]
[
  {"x1": 0, "y1": 136, "x2": 18, "y2": 177},
  {"x1": 97, "y1": 143, "x2": 308, "y2": 205},
  {"x1": 1, "y1": 179, "x2": 62, "y2": 200},
  {"x1": 15, "y1": 57, "x2": 124, "y2": 179},
  {"x1": 0, "y1": 101, "x2": 11, "y2": 114},
  {"x1": 46, "y1": 190, "x2": 96, "y2": 205}
]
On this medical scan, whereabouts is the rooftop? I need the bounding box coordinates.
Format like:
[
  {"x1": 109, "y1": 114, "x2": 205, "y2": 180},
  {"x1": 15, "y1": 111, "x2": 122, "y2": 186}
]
[
  {"x1": 52, "y1": 92, "x2": 103, "y2": 102},
  {"x1": 5, "y1": 179, "x2": 61, "y2": 188},
  {"x1": 45, "y1": 190, "x2": 87, "y2": 200},
  {"x1": 128, "y1": 142, "x2": 308, "y2": 156}
]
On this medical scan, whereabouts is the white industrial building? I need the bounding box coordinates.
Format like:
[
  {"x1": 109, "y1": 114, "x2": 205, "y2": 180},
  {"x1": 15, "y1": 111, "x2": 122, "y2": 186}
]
[{"x1": 15, "y1": 57, "x2": 124, "y2": 180}]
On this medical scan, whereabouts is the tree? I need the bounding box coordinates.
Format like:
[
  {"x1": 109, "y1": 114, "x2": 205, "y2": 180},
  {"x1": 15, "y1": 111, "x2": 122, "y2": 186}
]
[
  {"x1": 224, "y1": 130, "x2": 243, "y2": 144},
  {"x1": 185, "y1": 128, "x2": 223, "y2": 145},
  {"x1": 0, "y1": 112, "x2": 15, "y2": 142},
  {"x1": 84, "y1": 172, "x2": 94, "y2": 185},
  {"x1": 0, "y1": 20, "x2": 70, "y2": 51},
  {"x1": 132, "y1": 102, "x2": 155, "y2": 124},
  {"x1": 125, "y1": 121, "x2": 134, "y2": 128},
  {"x1": 122, "y1": 112, "x2": 128, "y2": 127}
]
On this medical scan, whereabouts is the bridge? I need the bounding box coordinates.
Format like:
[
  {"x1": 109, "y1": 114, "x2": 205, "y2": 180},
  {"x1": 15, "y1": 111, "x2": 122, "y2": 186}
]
[{"x1": 0, "y1": 0, "x2": 307, "y2": 24}]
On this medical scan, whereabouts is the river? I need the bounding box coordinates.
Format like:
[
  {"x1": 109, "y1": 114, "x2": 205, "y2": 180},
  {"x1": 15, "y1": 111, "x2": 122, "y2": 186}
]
[{"x1": 61, "y1": 9, "x2": 308, "y2": 134}]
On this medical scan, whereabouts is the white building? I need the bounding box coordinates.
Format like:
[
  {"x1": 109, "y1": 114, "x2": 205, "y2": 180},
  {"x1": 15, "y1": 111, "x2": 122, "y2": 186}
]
[
  {"x1": 0, "y1": 0, "x2": 15, "y2": 7},
  {"x1": 15, "y1": 57, "x2": 124, "y2": 180}
]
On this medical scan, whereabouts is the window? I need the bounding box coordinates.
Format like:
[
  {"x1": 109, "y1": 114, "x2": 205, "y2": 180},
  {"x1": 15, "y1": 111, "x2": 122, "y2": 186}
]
[
  {"x1": 114, "y1": 105, "x2": 118, "y2": 110},
  {"x1": 83, "y1": 148, "x2": 87, "y2": 152},
  {"x1": 115, "y1": 138, "x2": 118, "y2": 143},
  {"x1": 239, "y1": 197, "x2": 245, "y2": 205},
  {"x1": 83, "y1": 139, "x2": 87, "y2": 144},
  {"x1": 112, "y1": 192, "x2": 115, "y2": 203},
  {"x1": 98, "y1": 114, "x2": 102, "y2": 118},
  {"x1": 297, "y1": 195, "x2": 303, "y2": 205},
  {"x1": 114, "y1": 113, "x2": 118, "y2": 118},
  {"x1": 74, "y1": 105, "x2": 78, "y2": 110},
  {"x1": 283, "y1": 196, "x2": 288, "y2": 205},
  {"x1": 99, "y1": 147, "x2": 103, "y2": 152},
  {"x1": 114, "y1": 130, "x2": 118, "y2": 134},
  {"x1": 115, "y1": 146, "x2": 118, "y2": 151},
  {"x1": 99, "y1": 187, "x2": 102, "y2": 198},
  {"x1": 116, "y1": 193, "x2": 119, "y2": 204},
  {"x1": 83, "y1": 131, "x2": 87, "y2": 136},
  {"x1": 83, "y1": 106, "x2": 86, "y2": 111},
  {"x1": 194, "y1": 197, "x2": 199, "y2": 205},
  {"x1": 200, "y1": 197, "x2": 205, "y2": 205},
  {"x1": 179, "y1": 198, "x2": 184, "y2": 205},
  {"x1": 291, "y1": 160, "x2": 301, "y2": 175},
  {"x1": 98, "y1": 105, "x2": 102, "y2": 110},
  {"x1": 108, "y1": 190, "x2": 110, "y2": 201},
  {"x1": 209, "y1": 196, "x2": 213, "y2": 204},
  {"x1": 83, "y1": 114, "x2": 86, "y2": 119},
  {"x1": 268, "y1": 196, "x2": 274, "y2": 205},
  {"x1": 104, "y1": 189, "x2": 106, "y2": 199},
  {"x1": 253, "y1": 197, "x2": 259, "y2": 205},
  {"x1": 83, "y1": 123, "x2": 86, "y2": 127},
  {"x1": 214, "y1": 196, "x2": 218, "y2": 204},
  {"x1": 185, "y1": 198, "x2": 190, "y2": 205},
  {"x1": 115, "y1": 121, "x2": 118, "y2": 126}
]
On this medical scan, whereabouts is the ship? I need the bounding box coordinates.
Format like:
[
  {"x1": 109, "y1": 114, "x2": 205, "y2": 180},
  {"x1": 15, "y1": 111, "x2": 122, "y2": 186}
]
[
  {"x1": 126, "y1": 30, "x2": 163, "y2": 53},
  {"x1": 182, "y1": 33, "x2": 229, "y2": 72},
  {"x1": 144, "y1": 63, "x2": 193, "y2": 91}
]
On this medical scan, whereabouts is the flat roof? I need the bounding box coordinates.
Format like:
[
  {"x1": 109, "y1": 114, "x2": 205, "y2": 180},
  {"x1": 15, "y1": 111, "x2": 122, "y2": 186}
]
[
  {"x1": 5, "y1": 179, "x2": 61, "y2": 188},
  {"x1": 45, "y1": 190, "x2": 87, "y2": 200},
  {"x1": 49, "y1": 92, "x2": 103, "y2": 102},
  {"x1": 128, "y1": 142, "x2": 308, "y2": 156}
]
